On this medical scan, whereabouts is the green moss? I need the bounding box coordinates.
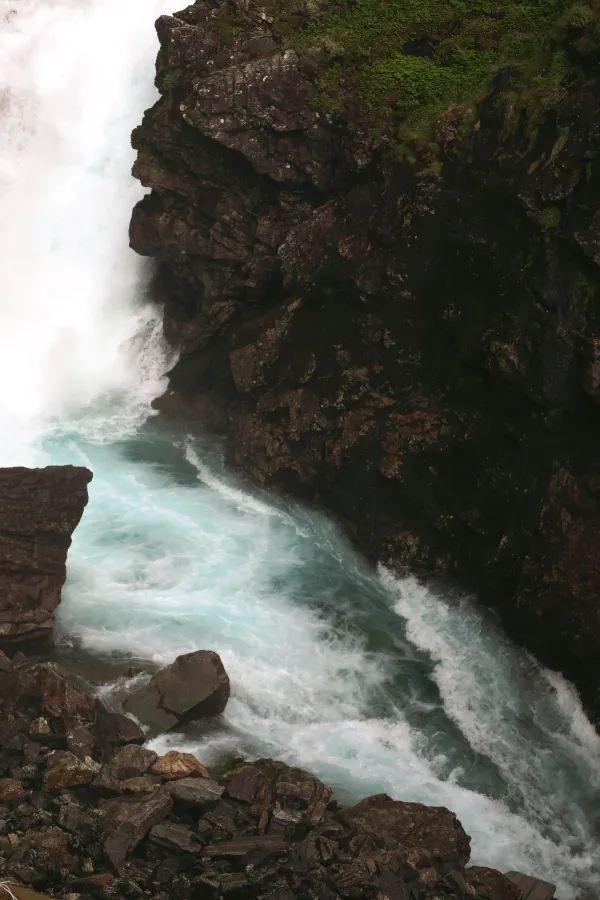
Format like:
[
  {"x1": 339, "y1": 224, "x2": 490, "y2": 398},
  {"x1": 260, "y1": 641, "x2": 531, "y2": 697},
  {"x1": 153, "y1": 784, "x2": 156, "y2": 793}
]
[
  {"x1": 160, "y1": 67, "x2": 182, "y2": 91},
  {"x1": 566, "y1": 3, "x2": 594, "y2": 27},
  {"x1": 281, "y1": 0, "x2": 600, "y2": 148},
  {"x1": 538, "y1": 206, "x2": 562, "y2": 229}
]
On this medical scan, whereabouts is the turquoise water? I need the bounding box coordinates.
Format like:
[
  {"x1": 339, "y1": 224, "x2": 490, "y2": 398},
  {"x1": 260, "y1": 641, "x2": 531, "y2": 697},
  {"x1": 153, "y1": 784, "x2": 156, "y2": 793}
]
[
  {"x1": 2, "y1": 1, "x2": 600, "y2": 896},
  {"x1": 45, "y1": 426, "x2": 600, "y2": 898}
]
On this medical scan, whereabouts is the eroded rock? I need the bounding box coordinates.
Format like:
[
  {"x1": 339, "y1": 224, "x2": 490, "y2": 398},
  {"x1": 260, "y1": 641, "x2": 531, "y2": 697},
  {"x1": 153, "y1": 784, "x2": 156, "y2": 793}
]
[{"x1": 0, "y1": 466, "x2": 92, "y2": 646}]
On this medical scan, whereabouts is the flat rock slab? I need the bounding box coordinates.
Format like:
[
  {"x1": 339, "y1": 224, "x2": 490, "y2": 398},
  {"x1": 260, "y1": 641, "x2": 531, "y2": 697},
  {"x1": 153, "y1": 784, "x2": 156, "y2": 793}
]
[
  {"x1": 149, "y1": 821, "x2": 203, "y2": 853},
  {"x1": 168, "y1": 776, "x2": 224, "y2": 806},
  {"x1": 204, "y1": 835, "x2": 288, "y2": 859},
  {"x1": 505, "y1": 871, "x2": 556, "y2": 900},
  {"x1": 123, "y1": 650, "x2": 230, "y2": 735}
]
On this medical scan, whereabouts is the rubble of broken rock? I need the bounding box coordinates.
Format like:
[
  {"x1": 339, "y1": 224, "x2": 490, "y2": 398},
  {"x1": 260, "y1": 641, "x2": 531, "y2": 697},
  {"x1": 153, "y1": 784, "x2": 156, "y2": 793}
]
[{"x1": 0, "y1": 654, "x2": 529, "y2": 900}]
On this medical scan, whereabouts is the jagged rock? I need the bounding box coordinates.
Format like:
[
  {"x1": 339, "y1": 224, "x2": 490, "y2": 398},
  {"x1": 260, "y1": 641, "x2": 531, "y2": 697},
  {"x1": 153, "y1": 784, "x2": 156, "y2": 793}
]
[
  {"x1": 375, "y1": 871, "x2": 410, "y2": 900},
  {"x1": 28, "y1": 717, "x2": 54, "y2": 743},
  {"x1": 131, "y1": 0, "x2": 600, "y2": 720},
  {"x1": 8, "y1": 826, "x2": 75, "y2": 876},
  {"x1": 43, "y1": 751, "x2": 100, "y2": 791},
  {"x1": 273, "y1": 765, "x2": 333, "y2": 826},
  {"x1": 93, "y1": 701, "x2": 145, "y2": 756},
  {"x1": 226, "y1": 761, "x2": 332, "y2": 825},
  {"x1": 226, "y1": 764, "x2": 275, "y2": 807},
  {"x1": 168, "y1": 776, "x2": 224, "y2": 806},
  {"x1": 15, "y1": 663, "x2": 96, "y2": 727},
  {"x1": 123, "y1": 651, "x2": 230, "y2": 735},
  {"x1": 66, "y1": 724, "x2": 95, "y2": 760},
  {"x1": 57, "y1": 800, "x2": 100, "y2": 838},
  {"x1": 466, "y1": 867, "x2": 522, "y2": 899},
  {"x1": 93, "y1": 755, "x2": 160, "y2": 794},
  {"x1": 102, "y1": 790, "x2": 173, "y2": 869},
  {"x1": 342, "y1": 794, "x2": 471, "y2": 870},
  {"x1": 0, "y1": 466, "x2": 92, "y2": 646},
  {"x1": 505, "y1": 871, "x2": 556, "y2": 899},
  {"x1": 151, "y1": 750, "x2": 209, "y2": 780},
  {"x1": 204, "y1": 835, "x2": 288, "y2": 861},
  {"x1": 104, "y1": 744, "x2": 158, "y2": 781},
  {"x1": 149, "y1": 821, "x2": 203, "y2": 853}
]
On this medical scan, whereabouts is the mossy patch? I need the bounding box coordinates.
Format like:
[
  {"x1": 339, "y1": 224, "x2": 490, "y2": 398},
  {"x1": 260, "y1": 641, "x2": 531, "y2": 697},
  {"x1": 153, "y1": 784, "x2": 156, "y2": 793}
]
[
  {"x1": 538, "y1": 206, "x2": 562, "y2": 230},
  {"x1": 272, "y1": 0, "x2": 600, "y2": 147}
]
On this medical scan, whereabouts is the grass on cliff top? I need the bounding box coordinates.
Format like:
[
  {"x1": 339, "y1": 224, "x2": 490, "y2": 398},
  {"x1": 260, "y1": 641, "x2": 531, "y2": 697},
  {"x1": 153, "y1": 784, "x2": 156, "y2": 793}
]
[{"x1": 266, "y1": 0, "x2": 600, "y2": 150}]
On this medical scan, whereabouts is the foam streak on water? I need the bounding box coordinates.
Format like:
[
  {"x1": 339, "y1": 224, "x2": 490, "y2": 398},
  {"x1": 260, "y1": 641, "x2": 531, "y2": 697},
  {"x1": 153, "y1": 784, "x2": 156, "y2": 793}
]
[{"x1": 1, "y1": 2, "x2": 599, "y2": 898}]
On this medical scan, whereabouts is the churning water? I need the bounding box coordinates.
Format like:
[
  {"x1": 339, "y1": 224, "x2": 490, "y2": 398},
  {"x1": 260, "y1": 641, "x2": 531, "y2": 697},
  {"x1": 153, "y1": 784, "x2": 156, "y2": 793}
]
[{"x1": 1, "y1": 2, "x2": 599, "y2": 897}]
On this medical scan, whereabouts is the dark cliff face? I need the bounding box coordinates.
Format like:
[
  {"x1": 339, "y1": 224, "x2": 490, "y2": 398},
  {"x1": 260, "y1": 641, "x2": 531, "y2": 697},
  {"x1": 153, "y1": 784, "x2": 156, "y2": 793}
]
[
  {"x1": 0, "y1": 466, "x2": 93, "y2": 645},
  {"x1": 130, "y1": 2, "x2": 600, "y2": 719}
]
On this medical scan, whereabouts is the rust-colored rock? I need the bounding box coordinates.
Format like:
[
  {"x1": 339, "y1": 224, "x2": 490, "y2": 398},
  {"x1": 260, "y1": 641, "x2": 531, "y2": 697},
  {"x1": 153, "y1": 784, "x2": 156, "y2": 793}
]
[
  {"x1": 0, "y1": 776, "x2": 25, "y2": 803},
  {"x1": 43, "y1": 751, "x2": 100, "y2": 791},
  {"x1": 151, "y1": 750, "x2": 209, "y2": 780},
  {"x1": 0, "y1": 466, "x2": 92, "y2": 646}
]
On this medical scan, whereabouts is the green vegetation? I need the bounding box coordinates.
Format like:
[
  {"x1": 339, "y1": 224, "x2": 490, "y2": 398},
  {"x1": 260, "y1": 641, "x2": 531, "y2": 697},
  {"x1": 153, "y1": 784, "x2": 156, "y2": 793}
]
[
  {"x1": 275, "y1": 0, "x2": 600, "y2": 147},
  {"x1": 538, "y1": 206, "x2": 562, "y2": 230}
]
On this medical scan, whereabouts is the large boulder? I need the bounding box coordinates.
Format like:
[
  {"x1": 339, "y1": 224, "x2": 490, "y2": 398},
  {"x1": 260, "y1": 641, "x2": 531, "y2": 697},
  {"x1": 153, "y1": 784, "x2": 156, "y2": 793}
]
[
  {"x1": 0, "y1": 465, "x2": 92, "y2": 646},
  {"x1": 341, "y1": 794, "x2": 471, "y2": 871},
  {"x1": 123, "y1": 650, "x2": 230, "y2": 735}
]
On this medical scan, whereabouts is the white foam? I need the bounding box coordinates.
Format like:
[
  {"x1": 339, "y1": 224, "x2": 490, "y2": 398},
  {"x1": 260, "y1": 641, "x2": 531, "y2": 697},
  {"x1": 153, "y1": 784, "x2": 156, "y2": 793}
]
[
  {"x1": 50, "y1": 437, "x2": 600, "y2": 897},
  {"x1": 0, "y1": 0, "x2": 171, "y2": 463},
  {"x1": 2, "y1": 2, "x2": 599, "y2": 897},
  {"x1": 184, "y1": 443, "x2": 283, "y2": 519},
  {"x1": 381, "y1": 567, "x2": 600, "y2": 896}
]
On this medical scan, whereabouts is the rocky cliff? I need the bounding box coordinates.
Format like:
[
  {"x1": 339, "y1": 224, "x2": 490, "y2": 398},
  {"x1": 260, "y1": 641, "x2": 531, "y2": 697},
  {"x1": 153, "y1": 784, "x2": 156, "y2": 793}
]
[
  {"x1": 0, "y1": 466, "x2": 92, "y2": 646},
  {"x1": 130, "y1": 0, "x2": 600, "y2": 720}
]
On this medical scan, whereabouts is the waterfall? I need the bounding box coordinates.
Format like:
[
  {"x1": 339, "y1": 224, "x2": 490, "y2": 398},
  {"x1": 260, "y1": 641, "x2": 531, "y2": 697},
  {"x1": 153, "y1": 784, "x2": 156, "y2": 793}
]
[{"x1": 1, "y1": 2, "x2": 599, "y2": 897}]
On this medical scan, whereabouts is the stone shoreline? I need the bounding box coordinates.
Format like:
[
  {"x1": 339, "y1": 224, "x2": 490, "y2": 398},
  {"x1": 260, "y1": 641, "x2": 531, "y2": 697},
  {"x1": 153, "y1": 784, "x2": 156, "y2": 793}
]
[{"x1": 0, "y1": 650, "x2": 537, "y2": 900}]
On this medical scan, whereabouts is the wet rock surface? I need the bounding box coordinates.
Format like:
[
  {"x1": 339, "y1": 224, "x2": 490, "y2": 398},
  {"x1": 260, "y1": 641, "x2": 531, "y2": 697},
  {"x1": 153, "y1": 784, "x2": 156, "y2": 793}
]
[
  {"x1": 0, "y1": 466, "x2": 92, "y2": 647},
  {"x1": 130, "y1": 0, "x2": 600, "y2": 720},
  {"x1": 123, "y1": 650, "x2": 230, "y2": 735},
  {"x1": 0, "y1": 650, "x2": 525, "y2": 899}
]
